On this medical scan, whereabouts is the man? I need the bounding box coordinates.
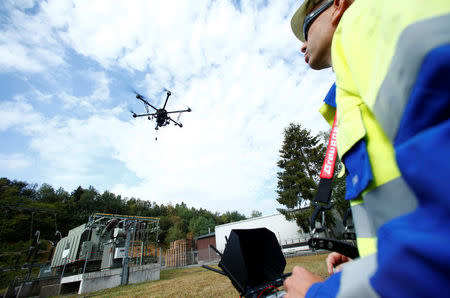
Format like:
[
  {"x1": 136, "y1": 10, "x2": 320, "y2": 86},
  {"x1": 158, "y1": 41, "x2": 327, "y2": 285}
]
[{"x1": 284, "y1": 0, "x2": 450, "y2": 297}]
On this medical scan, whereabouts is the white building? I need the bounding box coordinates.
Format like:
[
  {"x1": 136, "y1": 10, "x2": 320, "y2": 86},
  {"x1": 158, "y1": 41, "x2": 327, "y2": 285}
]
[{"x1": 215, "y1": 213, "x2": 310, "y2": 253}]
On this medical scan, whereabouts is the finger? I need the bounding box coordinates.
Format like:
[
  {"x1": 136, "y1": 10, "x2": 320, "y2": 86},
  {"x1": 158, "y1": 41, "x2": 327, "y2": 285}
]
[
  {"x1": 283, "y1": 278, "x2": 289, "y2": 290},
  {"x1": 284, "y1": 274, "x2": 293, "y2": 291},
  {"x1": 283, "y1": 277, "x2": 297, "y2": 298},
  {"x1": 327, "y1": 259, "x2": 334, "y2": 275},
  {"x1": 326, "y1": 253, "x2": 339, "y2": 275},
  {"x1": 284, "y1": 266, "x2": 301, "y2": 292}
]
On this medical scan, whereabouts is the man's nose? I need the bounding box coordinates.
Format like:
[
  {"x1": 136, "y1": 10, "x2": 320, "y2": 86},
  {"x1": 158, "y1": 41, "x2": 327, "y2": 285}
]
[{"x1": 301, "y1": 42, "x2": 308, "y2": 54}]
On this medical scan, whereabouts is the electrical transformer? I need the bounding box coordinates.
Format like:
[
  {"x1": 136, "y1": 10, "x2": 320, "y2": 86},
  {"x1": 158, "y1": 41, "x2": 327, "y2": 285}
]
[{"x1": 50, "y1": 213, "x2": 160, "y2": 276}]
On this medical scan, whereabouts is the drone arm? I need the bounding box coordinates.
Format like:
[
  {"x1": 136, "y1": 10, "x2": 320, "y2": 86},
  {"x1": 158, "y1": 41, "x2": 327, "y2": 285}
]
[
  {"x1": 166, "y1": 109, "x2": 191, "y2": 114},
  {"x1": 162, "y1": 92, "x2": 171, "y2": 110},
  {"x1": 133, "y1": 112, "x2": 157, "y2": 118},
  {"x1": 136, "y1": 95, "x2": 158, "y2": 111},
  {"x1": 168, "y1": 116, "x2": 182, "y2": 127}
]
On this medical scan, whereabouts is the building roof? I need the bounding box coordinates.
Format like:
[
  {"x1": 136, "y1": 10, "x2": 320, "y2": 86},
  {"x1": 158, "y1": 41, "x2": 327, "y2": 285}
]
[
  {"x1": 194, "y1": 232, "x2": 215, "y2": 240},
  {"x1": 215, "y1": 213, "x2": 283, "y2": 228},
  {"x1": 215, "y1": 210, "x2": 310, "y2": 229}
]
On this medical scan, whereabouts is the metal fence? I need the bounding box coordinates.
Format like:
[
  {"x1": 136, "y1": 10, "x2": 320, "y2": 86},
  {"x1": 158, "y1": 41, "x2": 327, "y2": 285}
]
[
  {"x1": 279, "y1": 236, "x2": 310, "y2": 248},
  {"x1": 159, "y1": 243, "x2": 317, "y2": 269},
  {"x1": 160, "y1": 246, "x2": 221, "y2": 268}
]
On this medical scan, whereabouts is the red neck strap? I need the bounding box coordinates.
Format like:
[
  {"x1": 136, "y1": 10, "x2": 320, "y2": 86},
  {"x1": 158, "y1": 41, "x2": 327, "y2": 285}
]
[{"x1": 320, "y1": 113, "x2": 338, "y2": 179}]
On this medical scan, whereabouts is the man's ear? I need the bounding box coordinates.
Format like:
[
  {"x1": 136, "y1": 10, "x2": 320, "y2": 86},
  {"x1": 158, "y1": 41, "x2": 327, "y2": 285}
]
[{"x1": 331, "y1": 0, "x2": 352, "y2": 26}]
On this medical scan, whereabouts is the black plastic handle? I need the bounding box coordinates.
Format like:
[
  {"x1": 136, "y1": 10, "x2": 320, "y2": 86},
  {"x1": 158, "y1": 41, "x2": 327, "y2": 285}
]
[{"x1": 308, "y1": 237, "x2": 359, "y2": 259}]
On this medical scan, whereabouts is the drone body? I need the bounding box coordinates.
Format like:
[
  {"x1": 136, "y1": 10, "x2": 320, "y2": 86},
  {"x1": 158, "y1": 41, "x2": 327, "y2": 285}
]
[{"x1": 131, "y1": 90, "x2": 191, "y2": 130}]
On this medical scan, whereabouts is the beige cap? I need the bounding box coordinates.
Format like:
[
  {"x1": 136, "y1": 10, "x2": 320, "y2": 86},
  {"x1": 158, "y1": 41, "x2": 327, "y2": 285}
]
[{"x1": 291, "y1": 0, "x2": 321, "y2": 42}]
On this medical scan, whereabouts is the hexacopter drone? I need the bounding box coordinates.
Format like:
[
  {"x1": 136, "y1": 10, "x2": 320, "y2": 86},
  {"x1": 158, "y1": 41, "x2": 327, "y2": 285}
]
[{"x1": 130, "y1": 90, "x2": 191, "y2": 130}]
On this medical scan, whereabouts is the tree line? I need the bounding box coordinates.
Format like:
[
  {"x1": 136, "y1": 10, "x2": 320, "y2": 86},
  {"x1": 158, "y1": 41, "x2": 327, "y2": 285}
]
[
  {"x1": 0, "y1": 122, "x2": 349, "y2": 260},
  {"x1": 0, "y1": 177, "x2": 248, "y2": 251}
]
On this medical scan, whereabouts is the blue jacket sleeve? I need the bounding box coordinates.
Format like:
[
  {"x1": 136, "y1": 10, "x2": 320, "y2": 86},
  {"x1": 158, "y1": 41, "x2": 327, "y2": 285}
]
[
  {"x1": 370, "y1": 45, "x2": 450, "y2": 297},
  {"x1": 306, "y1": 44, "x2": 450, "y2": 298},
  {"x1": 306, "y1": 272, "x2": 341, "y2": 298}
]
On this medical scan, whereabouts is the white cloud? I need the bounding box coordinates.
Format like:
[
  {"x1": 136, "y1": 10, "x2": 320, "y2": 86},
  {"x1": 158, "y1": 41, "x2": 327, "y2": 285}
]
[
  {"x1": 0, "y1": 99, "x2": 46, "y2": 133},
  {"x1": 0, "y1": 4, "x2": 66, "y2": 73},
  {"x1": 28, "y1": 115, "x2": 131, "y2": 182},
  {"x1": 0, "y1": 42, "x2": 44, "y2": 72},
  {"x1": 60, "y1": 71, "x2": 111, "y2": 110},
  {"x1": 41, "y1": 0, "x2": 300, "y2": 75},
  {"x1": 0, "y1": 153, "x2": 33, "y2": 170},
  {"x1": 106, "y1": 51, "x2": 334, "y2": 215},
  {"x1": 4, "y1": 0, "x2": 37, "y2": 10},
  {"x1": 0, "y1": 98, "x2": 131, "y2": 188},
  {"x1": 0, "y1": 0, "x2": 337, "y2": 216}
]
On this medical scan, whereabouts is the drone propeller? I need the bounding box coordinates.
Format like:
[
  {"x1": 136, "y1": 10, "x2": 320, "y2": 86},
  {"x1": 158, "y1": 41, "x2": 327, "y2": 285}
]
[
  {"x1": 168, "y1": 116, "x2": 183, "y2": 128},
  {"x1": 130, "y1": 88, "x2": 141, "y2": 96},
  {"x1": 182, "y1": 104, "x2": 192, "y2": 112},
  {"x1": 166, "y1": 105, "x2": 192, "y2": 114},
  {"x1": 162, "y1": 88, "x2": 173, "y2": 109},
  {"x1": 175, "y1": 105, "x2": 191, "y2": 122},
  {"x1": 129, "y1": 109, "x2": 137, "y2": 118},
  {"x1": 133, "y1": 91, "x2": 158, "y2": 111}
]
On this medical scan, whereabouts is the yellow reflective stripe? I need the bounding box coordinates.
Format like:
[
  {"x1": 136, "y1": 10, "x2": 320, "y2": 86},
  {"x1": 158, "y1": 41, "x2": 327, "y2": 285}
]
[
  {"x1": 350, "y1": 176, "x2": 416, "y2": 257},
  {"x1": 331, "y1": 1, "x2": 450, "y2": 184},
  {"x1": 356, "y1": 237, "x2": 377, "y2": 257},
  {"x1": 350, "y1": 198, "x2": 363, "y2": 207},
  {"x1": 350, "y1": 200, "x2": 377, "y2": 256},
  {"x1": 364, "y1": 177, "x2": 418, "y2": 232},
  {"x1": 333, "y1": 0, "x2": 450, "y2": 111},
  {"x1": 337, "y1": 162, "x2": 346, "y2": 178},
  {"x1": 351, "y1": 203, "x2": 375, "y2": 238},
  {"x1": 373, "y1": 14, "x2": 450, "y2": 141}
]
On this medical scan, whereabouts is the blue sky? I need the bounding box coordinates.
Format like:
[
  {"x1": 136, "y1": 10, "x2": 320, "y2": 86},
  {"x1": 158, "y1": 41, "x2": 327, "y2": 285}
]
[{"x1": 0, "y1": 0, "x2": 334, "y2": 216}]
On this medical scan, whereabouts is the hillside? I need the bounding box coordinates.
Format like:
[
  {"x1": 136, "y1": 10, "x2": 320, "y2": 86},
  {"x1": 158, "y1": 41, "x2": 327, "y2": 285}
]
[{"x1": 0, "y1": 177, "x2": 248, "y2": 288}]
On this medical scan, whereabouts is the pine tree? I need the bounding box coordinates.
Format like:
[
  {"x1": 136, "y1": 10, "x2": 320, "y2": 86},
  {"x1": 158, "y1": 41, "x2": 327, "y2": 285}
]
[{"x1": 276, "y1": 124, "x2": 347, "y2": 233}]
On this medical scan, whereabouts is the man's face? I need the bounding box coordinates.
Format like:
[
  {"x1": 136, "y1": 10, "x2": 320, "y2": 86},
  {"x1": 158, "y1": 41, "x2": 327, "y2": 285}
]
[{"x1": 302, "y1": 1, "x2": 335, "y2": 70}]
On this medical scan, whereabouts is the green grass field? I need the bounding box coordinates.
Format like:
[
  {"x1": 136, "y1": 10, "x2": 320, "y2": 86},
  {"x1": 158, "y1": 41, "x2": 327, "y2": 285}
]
[{"x1": 68, "y1": 253, "x2": 328, "y2": 297}]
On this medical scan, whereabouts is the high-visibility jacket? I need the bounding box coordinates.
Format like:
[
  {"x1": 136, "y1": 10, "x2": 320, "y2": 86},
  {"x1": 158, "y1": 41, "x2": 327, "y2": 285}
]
[{"x1": 306, "y1": 1, "x2": 450, "y2": 297}]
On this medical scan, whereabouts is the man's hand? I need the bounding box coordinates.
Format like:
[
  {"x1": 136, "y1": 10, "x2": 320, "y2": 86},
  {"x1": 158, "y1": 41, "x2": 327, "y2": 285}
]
[
  {"x1": 284, "y1": 266, "x2": 324, "y2": 298},
  {"x1": 326, "y1": 252, "x2": 352, "y2": 275}
]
